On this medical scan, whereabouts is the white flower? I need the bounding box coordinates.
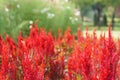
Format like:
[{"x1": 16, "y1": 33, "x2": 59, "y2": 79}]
[
  {"x1": 29, "y1": 20, "x2": 33, "y2": 24},
  {"x1": 74, "y1": 9, "x2": 80, "y2": 16},
  {"x1": 16, "y1": 4, "x2": 20, "y2": 8},
  {"x1": 65, "y1": 0, "x2": 68, "y2": 2},
  {"x1": 75, "y1": 18, "x2": 78, "y2": 21},
  {"x1": 69, "y1": 17, "x2": 79, "y2": 24},
  {"x1": 5, "y1": 7, "x2": 9, "y2": 12},
  {"x1": 47, "y1": 13, "x2": 55, "y2": 19},
  {"x1": 69, "y1": 17, "x2": 72, "y2": 20},
  {"x1": 41, "y1": 7, "x2": 50, "y2": 13},
  {"x1": 66, "y1": 6, "x2": 71, "y2": 10}
]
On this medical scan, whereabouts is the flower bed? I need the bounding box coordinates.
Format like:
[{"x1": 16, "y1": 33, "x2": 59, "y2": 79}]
[{"x1": 0, "y1": 24, "x2": 120, "y2": 80}]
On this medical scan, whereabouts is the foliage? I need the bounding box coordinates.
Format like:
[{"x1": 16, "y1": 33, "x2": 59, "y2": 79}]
[{"x1": 0, "y1": 0, "x2": 80, "y2": 39}]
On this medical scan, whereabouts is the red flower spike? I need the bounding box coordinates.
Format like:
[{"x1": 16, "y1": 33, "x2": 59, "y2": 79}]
[
  {"x1": 77, "y1": 27, "x2": 84, "y2": 42},
  {"x1": 0, "y1": 24, "x2": 120, "y2": 80},
  {"x1": 0, "y1": 36, "x2": 2, "y2": 54},
  {"x1": 64, "y1": 27, "x2": 74, "y2": 45}
]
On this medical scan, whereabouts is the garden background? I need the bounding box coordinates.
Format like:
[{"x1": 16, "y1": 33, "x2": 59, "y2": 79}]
[{"x1": 0, "y1": 0, "x2": 120, "y2": 39}]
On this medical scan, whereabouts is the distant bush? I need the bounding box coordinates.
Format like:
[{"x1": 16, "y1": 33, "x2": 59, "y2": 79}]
[{"x1": 0, "y1": 0, "x2": 81, "y2": 39}]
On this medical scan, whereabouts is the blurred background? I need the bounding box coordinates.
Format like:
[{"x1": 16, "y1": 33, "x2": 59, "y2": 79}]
[{"x1": 0, "y1": 0, "x2": 120, "y2": 39}]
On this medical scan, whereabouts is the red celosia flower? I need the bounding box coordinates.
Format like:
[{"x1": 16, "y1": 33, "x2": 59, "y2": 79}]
[
  {"x1": 0, "y1": 24, "x2": 120, "y2": 80},
  {"x1": 22, "y1": 55, "x2": 44, "y2": 80},
  {"x1": 0, "y1": 36, "x2": 2, "y2": 54},
  {"x1": 1, "y1": 39, "x2": 17, "y2": 80},
  {"x1": 64, "y1": 27, "x2": 74, "y2": 45}
]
